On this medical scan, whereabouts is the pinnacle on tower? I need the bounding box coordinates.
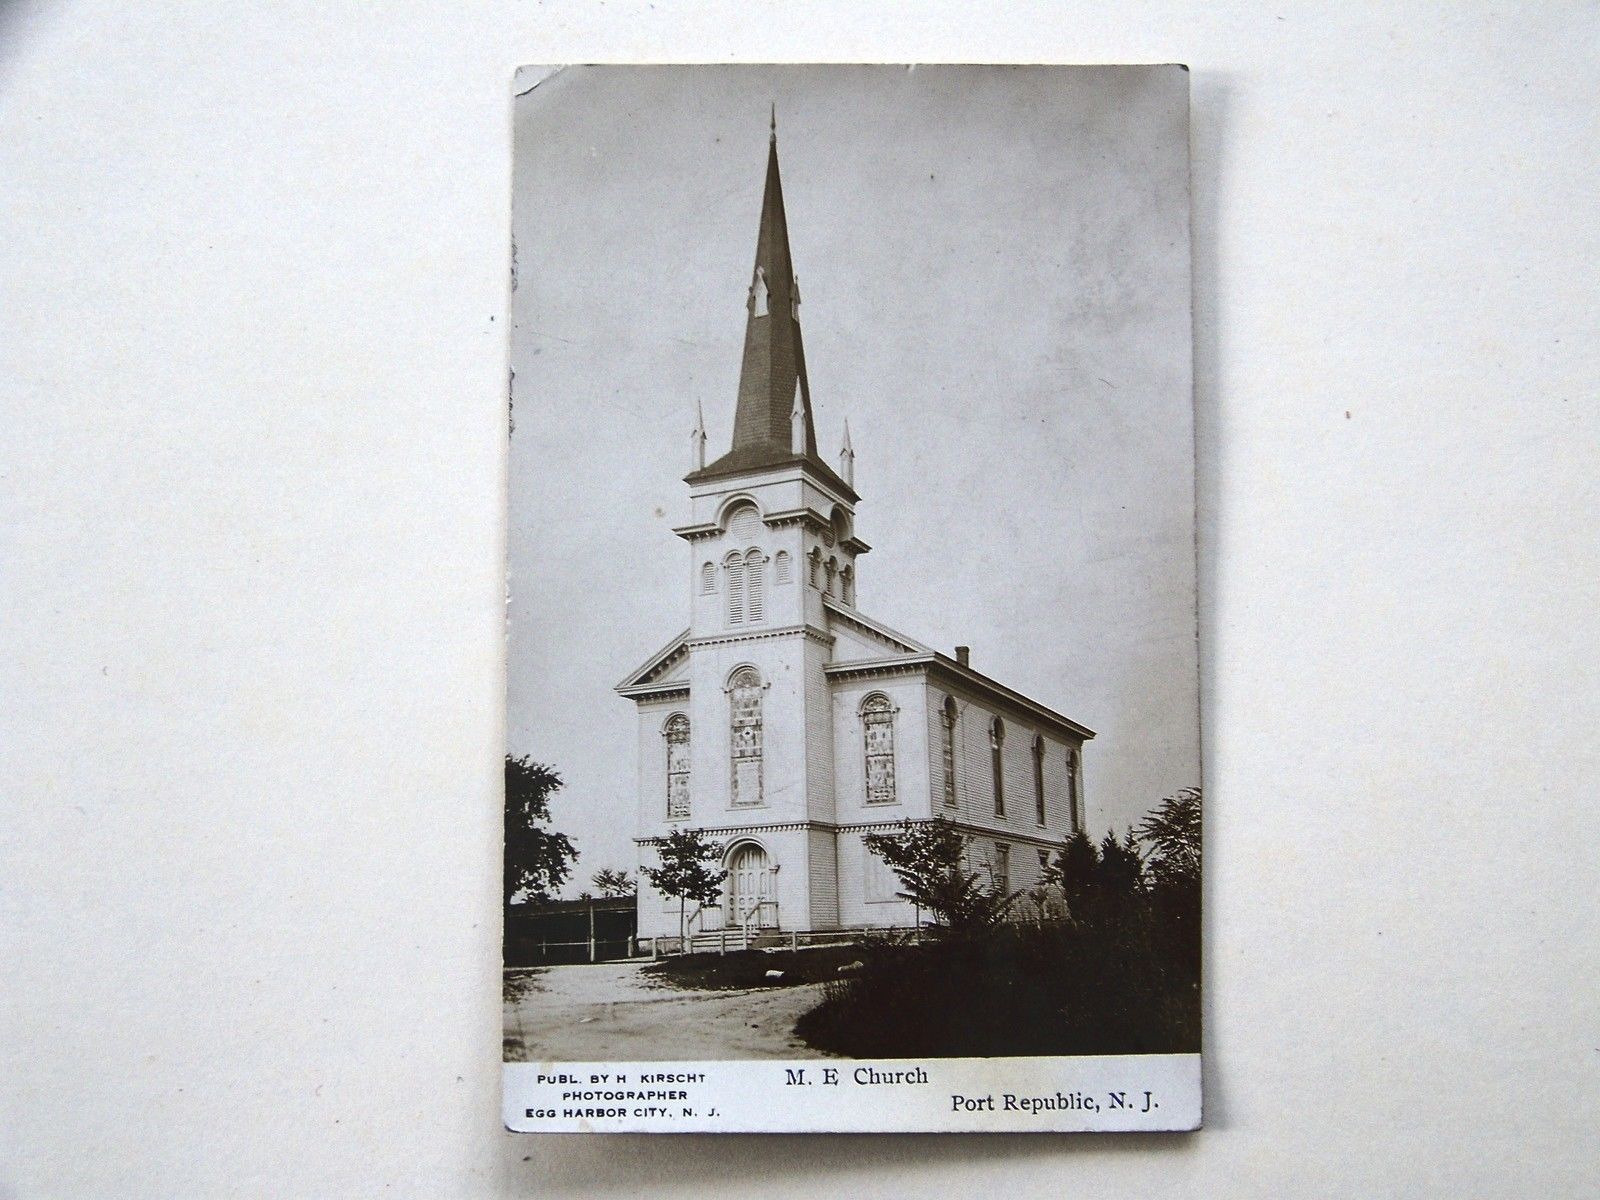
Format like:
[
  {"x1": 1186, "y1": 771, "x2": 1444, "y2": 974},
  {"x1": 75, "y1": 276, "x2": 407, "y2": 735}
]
[
  {"x1": 839, "y1": 418, "x2": 855, "y2": 487},
  {"x1": 691, "y1": 400, "x2": 707, "y2": 471}
]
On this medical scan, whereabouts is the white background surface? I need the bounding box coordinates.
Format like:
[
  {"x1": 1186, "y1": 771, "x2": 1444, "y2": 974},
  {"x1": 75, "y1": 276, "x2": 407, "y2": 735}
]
[{"x1": 3, "y1": 3, "x2": 1597, "y2": 1197}]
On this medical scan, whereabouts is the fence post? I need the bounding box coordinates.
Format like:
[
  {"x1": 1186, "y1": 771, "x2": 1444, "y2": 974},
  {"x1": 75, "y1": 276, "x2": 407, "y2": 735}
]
[
  {"x1": 588, "y1": 902, "x2": 597, "y2": 963},
  {"x1": 718, "y1": 928, "x2": 726, "y2": 955}
]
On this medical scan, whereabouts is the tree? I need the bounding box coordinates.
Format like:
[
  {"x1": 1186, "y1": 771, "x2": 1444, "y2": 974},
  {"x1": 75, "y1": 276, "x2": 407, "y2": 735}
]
[
  {"x1": 639, "y1": 828, "x2": 727, "y2": 944},
  {"x1": 504, "y1": 755, "x2": 579, "y2": 905},
  {"x1": 1051, "y1": 830, "x2": 1100, "y2": 912},
  {"x1": 864, "y1": 817, "x2": 1018, "y2": 930},
  {"x1": 591, "y1": 867, "x2": 636, "y2": 898},
  {"x1": 1097, "y1": 828, "x2": 1145, "y2": 897},
  {"x1": 1137, "y1": 786, "x2": 1201, "y2": 890}
]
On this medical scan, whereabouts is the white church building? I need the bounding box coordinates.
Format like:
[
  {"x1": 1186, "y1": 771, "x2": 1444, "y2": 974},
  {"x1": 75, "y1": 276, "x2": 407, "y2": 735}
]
[{"x1": 619, "y1": 122, "x2": 1094, "y2": 943}]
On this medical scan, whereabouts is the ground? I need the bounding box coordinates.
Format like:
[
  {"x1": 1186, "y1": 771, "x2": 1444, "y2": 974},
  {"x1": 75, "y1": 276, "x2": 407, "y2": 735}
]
[{"x1": 503, "y1": 958, "x2": 844, "y2": 1062}]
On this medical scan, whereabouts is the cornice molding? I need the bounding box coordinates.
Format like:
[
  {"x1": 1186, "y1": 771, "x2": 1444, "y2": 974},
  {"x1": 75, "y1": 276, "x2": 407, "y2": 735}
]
[
  {"x1": 636, "y1": 817, "x2": 1073, "y2": 851},
  {"x1": 687, "y1": 623, "x2": 834, "y2": 651},
  {"x1": 616, "y1": 682, "x2": 690, "y2": 701}
]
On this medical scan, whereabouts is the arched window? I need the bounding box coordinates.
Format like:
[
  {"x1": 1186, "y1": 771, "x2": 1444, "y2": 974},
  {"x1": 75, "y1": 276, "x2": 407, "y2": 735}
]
[
  {"x1": 825, "y1": 556, "x2": 838, "y2": 598},
  {"x1": 808, "y1": 547, "x2": 822, "y2": 588},
  {"x1": 700, "y1": 562, "x2": 715, "y2": 594},
  {"x1": 990, "y1": 717, "x2": 1006, "y2": 817},
  {"x1": 1032, "y1": 734, "x2": 1047, "y2": 826},
  {"x1": 664, "y1": 714, "x2": 691, "y2": 819},
  {"x1": 725, "y1": 552, "x2": 745, "y2": 625},
  {"x1": 840, "y1": 564, "x2": 854, "y2": 605},
  {"x1": 729, "y1": 667, "x2": 764, "y2": 807},
  {"x1": 774, "y1": 550, "x2": 792, "y2": 585},
  {"x1": 940, "y1": 696, "x2": 958, "y2": 808},
  {"x1": 861, "y1": 693, "x2": 896, "y2": 805},
  {"x1": 744, "y1": 549, "x2": 766, "y2": 623}
]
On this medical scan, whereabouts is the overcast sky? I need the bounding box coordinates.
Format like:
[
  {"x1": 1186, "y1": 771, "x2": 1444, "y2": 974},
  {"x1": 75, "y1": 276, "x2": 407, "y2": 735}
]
[{"x1": 508, "y1": 65, "x2": 1196, "y2": 894}]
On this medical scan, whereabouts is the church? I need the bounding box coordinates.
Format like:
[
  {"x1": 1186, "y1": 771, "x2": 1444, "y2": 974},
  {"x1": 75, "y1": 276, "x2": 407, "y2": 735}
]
[{"x1": 618, "y1": 120, "x2": 1094, "y2": 945}]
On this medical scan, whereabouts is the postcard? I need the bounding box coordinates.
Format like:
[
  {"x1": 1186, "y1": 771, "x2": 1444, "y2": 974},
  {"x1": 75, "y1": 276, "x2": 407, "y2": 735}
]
[{"x1": 504, "y1": 63, "x2": 1200, "y2": 1133}]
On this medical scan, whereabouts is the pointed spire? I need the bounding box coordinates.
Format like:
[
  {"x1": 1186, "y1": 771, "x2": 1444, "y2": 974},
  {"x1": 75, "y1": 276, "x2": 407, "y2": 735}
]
[
  {"x1": 685, "y1": 114, "x2": 856, "y2": 501},
  {"x1": 691, "y1": 400, "x2": 707, "y2": 471},
  {"x1": 717, "y1": 114, "x2": 812, "y2": 459},
  {"x1": 839, "y1": 419, "x2": 855, "y2": 487}
]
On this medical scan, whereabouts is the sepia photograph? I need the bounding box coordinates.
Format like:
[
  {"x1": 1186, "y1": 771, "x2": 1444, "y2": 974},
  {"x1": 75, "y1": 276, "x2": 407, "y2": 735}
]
[{"x1": 504, "y1": 63, "x2": 1200, "y2": 1129}]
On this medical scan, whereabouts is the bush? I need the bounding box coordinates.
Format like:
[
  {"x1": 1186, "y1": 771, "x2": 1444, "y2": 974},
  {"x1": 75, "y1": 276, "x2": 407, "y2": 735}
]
[{"x1": 794, "y1": 901, "x2": 1199, "y2": 1058}]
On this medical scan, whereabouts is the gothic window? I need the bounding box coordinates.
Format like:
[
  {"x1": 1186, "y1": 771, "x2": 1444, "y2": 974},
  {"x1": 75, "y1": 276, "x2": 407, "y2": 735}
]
[
  {"x1": 808, "y1": 547, "x2": 822, "y2": 588},
  {"x1": 940, "y1": 696, "x2": 958, "y2": 808},
  {"x1": 729, "y1": 667, "x2": 764, "y2": 807},
  {"x1": 990, "y1": 717, "x2": 1006, "y2": 817},
  {"x1": 664, "y1": 714, "x2": 691, "y2": 819},
  {"x1": 861, "y1": 693, "x2": 896, "y2": 805},
  {"x1": 1037, "y1": 848, "x2": 1051, "y2": 876},
  {"x1": 1032, "y1": 734, "x2": 1047, "y2": 827},
  {"x1": 744, "y1": 548, "x2": 766, "y2": 623},
  {"x1": 775, "y1": 550, "x2": 792, "y2": 584},
  {"x1": 701, "y1": 562, "x2": 715, "y2": 594},
  {"x1": 725, "y1": 552, "x2": 745, "y2": 625},
  {"x1": 841, "y1": 564, "x2": 854, "y2": 605},
  {"x1": 994, "y1": 843, "x2": 1010, "y2": 893}
]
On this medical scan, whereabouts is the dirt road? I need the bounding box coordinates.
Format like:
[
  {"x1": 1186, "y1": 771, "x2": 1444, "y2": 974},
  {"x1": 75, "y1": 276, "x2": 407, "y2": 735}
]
[{"x1": 503, "y1": 960, "x2": 841, "y2": 1061}]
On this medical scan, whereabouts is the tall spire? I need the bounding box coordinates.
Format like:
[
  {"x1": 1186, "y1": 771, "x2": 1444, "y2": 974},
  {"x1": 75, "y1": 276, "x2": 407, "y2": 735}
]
[
  {"x1": 687, "y1": 112, "x2": 855, "y2": 500},
  {"x1": 839, "y1": 419, "x2": 855, "y2": 487}
]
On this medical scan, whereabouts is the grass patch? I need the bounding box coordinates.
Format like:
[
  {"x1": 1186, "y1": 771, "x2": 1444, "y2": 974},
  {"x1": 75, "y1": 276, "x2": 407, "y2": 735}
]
[{"x1": 642, "y1": 944, "x2": 870, "y2": 991}]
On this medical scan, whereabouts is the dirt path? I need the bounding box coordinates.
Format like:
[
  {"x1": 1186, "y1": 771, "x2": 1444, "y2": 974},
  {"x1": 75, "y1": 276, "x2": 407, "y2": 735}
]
[{"x1": 503, "y1": 960, "x2": 841, "y2": 1061}]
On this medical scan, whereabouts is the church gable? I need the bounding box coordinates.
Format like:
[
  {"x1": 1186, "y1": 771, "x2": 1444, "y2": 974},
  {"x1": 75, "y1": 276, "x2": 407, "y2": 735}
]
[
  {"x1": 825, "y1": 603, "x2": 929, "y2": 663},
  {"x1": 615, "y1": 630, "x2": 690, "y2": 692}
]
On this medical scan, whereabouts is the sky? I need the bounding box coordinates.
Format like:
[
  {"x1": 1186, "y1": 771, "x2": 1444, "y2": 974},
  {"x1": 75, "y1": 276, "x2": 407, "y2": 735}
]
[{"x1": 508, "y1": 65, "x2": 1197, "y2": 895}]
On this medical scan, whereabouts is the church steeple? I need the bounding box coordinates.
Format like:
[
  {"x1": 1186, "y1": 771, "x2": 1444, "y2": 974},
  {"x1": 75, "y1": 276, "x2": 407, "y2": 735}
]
[{"x1": 686, "y1": 112, "x2": 856, "y2": 502}]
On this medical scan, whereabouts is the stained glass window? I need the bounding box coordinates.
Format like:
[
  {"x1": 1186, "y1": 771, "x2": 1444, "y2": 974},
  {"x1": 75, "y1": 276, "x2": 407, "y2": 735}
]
[
  {"x1": 664, "y1": 714, "x2": 690, "y2": 819},
  {"x1": 862, "y1": 694, "x2": 896, "y2": 805},
  {"x1": 729, "y1": 667, "x2": 763, "y2": 806}
]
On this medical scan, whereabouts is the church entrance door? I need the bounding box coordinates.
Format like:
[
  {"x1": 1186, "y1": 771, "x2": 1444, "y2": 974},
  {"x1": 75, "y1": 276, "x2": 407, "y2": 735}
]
[{"x1": 726, "y1": 843, "x2": 776, "y2": 929}]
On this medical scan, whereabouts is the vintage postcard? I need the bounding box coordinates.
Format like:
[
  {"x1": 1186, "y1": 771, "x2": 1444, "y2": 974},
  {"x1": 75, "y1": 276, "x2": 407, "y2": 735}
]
[{"x1": 504, "y1": 64, "x2": 1200, "y2": 1133}]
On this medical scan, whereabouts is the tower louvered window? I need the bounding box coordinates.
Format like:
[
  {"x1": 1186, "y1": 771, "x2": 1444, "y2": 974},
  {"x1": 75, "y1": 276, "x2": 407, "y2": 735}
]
[
  {"x1": 941, "y1": 696, "x2": 958, "y2": 808},
  {"x1": 861, "y1": 693, "x2": 896, "y2": 805},
  {"x1": 808, "y1": 548, "x2": 821, "y2": 588},
  {"x1": 729, "y1": 667, "x2": 764, "y2": 806},
  {"x1": 1032, "y1": 734, "x2": 1047, "y2": 826},
  {"x1": 775, "y1": 550, "x2": 791, "y2": 584},
  {"x1": 990, "y1": 717, "x2": 1006, "y2": 817},
  {"x1": 701, "y1": 562, "x2": 715, "y2": 593},
  {"x1": 841, "y1": 564, "x2": 854, "y2": 605},
  {"x1": 744, "y1": 549, "x2": 766, "y2": 622},
  {"x1": 725, "y1": 553, "x2": 745, "y2": 625},
  {"x1": 664, "y1": 714, "x2": 691, "y2": 819}
]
